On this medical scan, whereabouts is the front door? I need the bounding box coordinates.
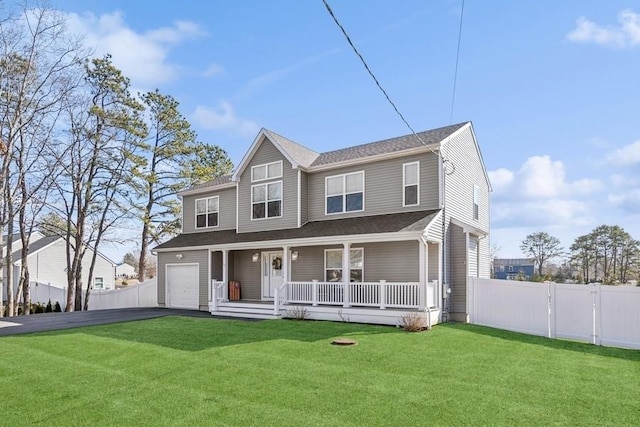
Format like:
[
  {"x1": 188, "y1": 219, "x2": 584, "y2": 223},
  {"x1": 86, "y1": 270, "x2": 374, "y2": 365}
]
[{"x1": 262, "y1": 251, "x2": 283, "y2": 299}]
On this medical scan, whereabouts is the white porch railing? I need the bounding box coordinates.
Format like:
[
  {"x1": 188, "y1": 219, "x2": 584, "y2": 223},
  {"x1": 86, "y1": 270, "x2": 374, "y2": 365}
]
[
  {"x1": 209, "y1": 280, "x2": 225, "y2": 311},
  {"x1": 283, "y1": 280, "x2": 437, "y2": 311}
]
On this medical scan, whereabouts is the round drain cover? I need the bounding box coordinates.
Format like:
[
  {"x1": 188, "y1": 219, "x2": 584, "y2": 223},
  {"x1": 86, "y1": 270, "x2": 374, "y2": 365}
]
[{"x1": 331, "y1": 338, "x2": 358, "y2": 346}]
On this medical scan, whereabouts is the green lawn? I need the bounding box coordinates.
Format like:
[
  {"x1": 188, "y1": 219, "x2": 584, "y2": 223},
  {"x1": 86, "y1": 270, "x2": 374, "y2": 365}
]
[{"x1": 1, "y1": 317, "x2": 638, "y2": 426}]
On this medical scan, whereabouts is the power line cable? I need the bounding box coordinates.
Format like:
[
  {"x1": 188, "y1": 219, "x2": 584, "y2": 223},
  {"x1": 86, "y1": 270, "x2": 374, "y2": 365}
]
[
  {"x1": 321, "y1": 0, "x2": 430, "y2": 146},
  {"x1": 450, "y1": 0, "x2": 465, "y2": 124}
]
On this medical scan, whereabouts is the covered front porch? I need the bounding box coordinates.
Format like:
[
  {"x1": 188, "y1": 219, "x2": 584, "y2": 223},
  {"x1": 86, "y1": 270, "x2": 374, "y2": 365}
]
[{"x1": 207, "y1": 237, "x2": 443, "y2": 326}]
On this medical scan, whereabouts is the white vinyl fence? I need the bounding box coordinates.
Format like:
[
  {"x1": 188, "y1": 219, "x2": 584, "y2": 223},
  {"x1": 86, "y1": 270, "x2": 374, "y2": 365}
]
[
  {"x1": 29, "y1": 280, "x2": 157, "y2": 310},
  {"x1": 468, "y1": 277, "x2": 640, "y2": 350}
]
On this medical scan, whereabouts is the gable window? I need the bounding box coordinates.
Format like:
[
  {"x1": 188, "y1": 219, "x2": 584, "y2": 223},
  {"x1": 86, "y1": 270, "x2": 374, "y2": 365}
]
[
  {"x1": 94, "y1": 277, "x2": 104, "y2": 290},
  {"x1": 473, "y1": 185, "x2": 480, "y2": 220},
  {"x1": 196, "y1": 196, "x2": 219, "y2": 228},
  {"x1": 251, "y1": 160, "x2": 282, "y2": 182},
  {"x1": 403, "y1": 162, "x2": 420, "y2": 206},
  {"x1": 324, "y1": 248, "x2": 364, "y2": 282},
  {"x1": 252, "y1": 181, "x2": 282, "y2": 219},
  {"x1": 326, "y1": 171, "x2": 364, "y2": 214}
]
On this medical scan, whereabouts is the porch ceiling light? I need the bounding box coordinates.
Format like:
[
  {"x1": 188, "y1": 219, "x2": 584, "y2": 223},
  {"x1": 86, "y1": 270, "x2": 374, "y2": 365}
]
[
  {"x1": 291, "y1": 251, "x2": 299, "y2": 261},
  {"x1": 176, "y1": 253, "x2": 183, "y2": 260},
  {"x1": 252, "y1": 252, "x2": 259, "y2": 262}
]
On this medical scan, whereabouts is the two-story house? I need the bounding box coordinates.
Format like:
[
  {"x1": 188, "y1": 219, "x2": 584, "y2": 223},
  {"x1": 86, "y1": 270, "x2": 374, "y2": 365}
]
[{"x1": 153, "y1": 122, "x2": 491, "y2": 325}]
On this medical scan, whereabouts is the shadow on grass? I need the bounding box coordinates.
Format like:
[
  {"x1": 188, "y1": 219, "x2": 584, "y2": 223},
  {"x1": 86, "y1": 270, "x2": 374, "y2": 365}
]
[
  {"x1": 54, "y1": 316, "x2": 396, "y2": 351},
  {"x1": 439, "y1": 322, "x2": 640, "y2": 361}
]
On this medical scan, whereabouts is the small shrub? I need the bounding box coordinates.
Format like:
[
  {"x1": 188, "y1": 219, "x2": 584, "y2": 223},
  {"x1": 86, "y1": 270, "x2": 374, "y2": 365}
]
[
  {"x1": 399, "y1": 313, "x2": 427, "y2": 332},
  {"x1": 33, "y1": 303, "x2": 45, "y2": 314},
  {"x1": 45, "y1": 300, "x2": 53, "y2": 313},
  {"x1": 121, "y1": 280, "x2": 128, "y2": 286},
  {"x1": 286, "y1": 306, "x2": 308, "y2": 320},
  {"x1": 54, "y1": 302, "x2": 62, "y2": 312}
]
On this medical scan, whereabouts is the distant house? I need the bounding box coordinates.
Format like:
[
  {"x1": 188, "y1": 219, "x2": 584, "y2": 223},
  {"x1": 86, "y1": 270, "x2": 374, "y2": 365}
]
[
  {"x1": 2, "y1": 233, "x2": 116, "y2": 301},
  {"x1": 115, "y1": 263, "x2": 136, "y2": 278},
  {"x1": 493, "y1": 258, "x2": 535, "y2": 280}
]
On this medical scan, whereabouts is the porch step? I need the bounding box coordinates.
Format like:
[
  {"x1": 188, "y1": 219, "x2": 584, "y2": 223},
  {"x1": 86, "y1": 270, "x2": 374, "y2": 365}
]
[{"x1": 211, "y1": 302, "x2": 281, "y2": 320}]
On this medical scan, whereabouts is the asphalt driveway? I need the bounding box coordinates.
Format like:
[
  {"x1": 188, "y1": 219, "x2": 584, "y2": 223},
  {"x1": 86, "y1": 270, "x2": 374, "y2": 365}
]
[{"x1": 0, "y1": 307, "x2": 226, "y2": 337}]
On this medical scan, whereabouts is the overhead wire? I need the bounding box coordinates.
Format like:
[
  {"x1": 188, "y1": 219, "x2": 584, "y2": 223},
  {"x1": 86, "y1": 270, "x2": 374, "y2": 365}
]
[{"x1": 449, "y1": 0, "x2": 465, "y2": 124}]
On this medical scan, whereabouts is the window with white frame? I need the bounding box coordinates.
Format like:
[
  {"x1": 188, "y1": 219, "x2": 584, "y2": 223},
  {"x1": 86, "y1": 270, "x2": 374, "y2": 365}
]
[
  {"x1": 196, "y1": 196, "x2": 219, "y2": 228},
  {"x1": 326, "y1": 171, "x2": 364, "y2": 214},
  {"x1": 473, "y1": 184, "x2": 480, "y2": 220},
  {"x1": 251, "y1": 160, "x2": 282, "y2": 182},
  {"x1": 403, "y1": 162, "x2": 419, "y2": 206},
  {"x1": 252, "y1": 181, "x2": 282, "y2": 219},
  {"x1": 94, "y1": 277, "x2": 104, "y2": 290},
  {"x1": 324, "y1": 248, "x2": 363, "y2": 282}
]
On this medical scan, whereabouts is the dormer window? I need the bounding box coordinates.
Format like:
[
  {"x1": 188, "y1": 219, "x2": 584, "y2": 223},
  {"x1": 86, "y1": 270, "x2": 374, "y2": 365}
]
[
  {"x1": 251, "y1": 160, "x2": 282, "y2": 182},
  {"x1": 326, "y1": 171, "x2": 364, "y2": 214},
  {"x1": 196, "y1": 196, "x2": 219, "y2": 228}
]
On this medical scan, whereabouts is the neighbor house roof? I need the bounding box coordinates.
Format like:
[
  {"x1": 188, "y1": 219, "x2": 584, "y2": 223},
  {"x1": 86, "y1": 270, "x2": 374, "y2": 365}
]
[
  {"x1": 179, "y1": 175, "x2": 233, "y2": 196},
  {"x1": 154, "y1": 209, "x2": 440, "y2": 250},
  {"x1": 11, "y1": 235, "x2": 62, "y2": 261}
]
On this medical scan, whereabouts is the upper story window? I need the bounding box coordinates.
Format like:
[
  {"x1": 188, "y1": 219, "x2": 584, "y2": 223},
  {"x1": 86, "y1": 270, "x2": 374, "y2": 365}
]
[
  {"x1": 94, "y1": 277, "x2": 104, "y2": 290},
  {"x1": 252, "y1": 181, "x2": 282, "y2": 220},
  {"x1": 196, "y1": 196, "x2": 219, "y2": 228},
  {"x1": 326, "y1": 171, "x2": 364, "y2": 214},
  {"x1": 403, "y1": 162, "x2": 419, "y2": 206},
  {"x1": 473, "y1": 184, "x2": 480, "y2": 220},
  {"x1": 251, "y1": 160, "x2": 282, "y2": 182}
]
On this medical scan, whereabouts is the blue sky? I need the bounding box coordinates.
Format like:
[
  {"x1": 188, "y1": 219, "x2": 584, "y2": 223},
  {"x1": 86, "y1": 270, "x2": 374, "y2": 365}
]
[{"x1": 51, "y1": 0, "x2": 640, "y2": 260}]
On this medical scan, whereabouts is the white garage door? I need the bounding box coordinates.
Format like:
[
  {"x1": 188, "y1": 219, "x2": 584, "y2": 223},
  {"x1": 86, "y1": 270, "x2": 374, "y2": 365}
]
[{"x1": 167, "y1": 264, "x2": 199, "y2": 310}]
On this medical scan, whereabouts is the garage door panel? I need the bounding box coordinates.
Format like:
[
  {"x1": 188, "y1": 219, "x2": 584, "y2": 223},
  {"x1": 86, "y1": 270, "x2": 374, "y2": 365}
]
[{"x1": 167, "y1": 264, "x2": 199, "y2": 310}]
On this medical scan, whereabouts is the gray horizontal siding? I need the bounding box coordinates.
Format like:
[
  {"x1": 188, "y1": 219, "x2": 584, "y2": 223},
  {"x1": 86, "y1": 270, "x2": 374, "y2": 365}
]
[
  {"x1": 230, "y1": 249, "x2": 264, "y2": 300},
  {"x1": 237, "y1": 137, "x2": 298, "y2": 233},
  {"x1": 308, "y1": 152, "x2": 440, "y2": 221},
  {"x1": 182, "y1": 187, "x2": 237, "y2": 233},
  {"x1": 428, "y1": 243, "x2": 439, "y2": 282},
  {"x1": 300, "y1": 170, "x2": 308, "y2": 226},
  {"x1": 289, "y1": 241, "x2": 418, "y2": 282},
  {"x1": 449, "y1": 224, "x2": 467, "y2": 315},
  {"x1": 158, "y1": 250, "x2": 209, "y2": 310}
]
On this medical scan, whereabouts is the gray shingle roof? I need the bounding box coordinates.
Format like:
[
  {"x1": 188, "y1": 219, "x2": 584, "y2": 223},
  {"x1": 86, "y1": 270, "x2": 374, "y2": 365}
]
[
  {"x1": 154, "y1": 210, "x2": 440, "y2": 250},
  {"x1": 263, "y1": 129, "x2": 319, "y2": 168},
  {"x1": 310, "y1": 122, "x2": 468, "y2": 167},
  {"x1": 11, "y1": 235, "x2": 61, "y2": 261},
  {"x1": 180, "y1": 175, "x2": 232, "y2": 194}
]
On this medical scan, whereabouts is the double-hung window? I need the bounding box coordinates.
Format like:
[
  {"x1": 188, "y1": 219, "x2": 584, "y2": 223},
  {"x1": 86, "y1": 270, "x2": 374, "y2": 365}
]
[
  {"x1": 324, "y1": 248, "x2": 364, "y2": 282},
  {"x1": 326, "y1": 171, "x2": 364, "y2": 214},
  {"x1": 196, "y1": 196, "x2": 219, "y2": 228},
  {"x1": 252, "y1": 181, "x2": 282, "y2": 219},
  {"x1": 473, "y1": 184, "x2": 480, "y2": 220},
  {"x1": 403, "y1": 162, "x2": 419, "y2": 206},
  {"x1": 94, "y1": 277, "x2": 104, "y2": 290},
  {"x1": 251, "y1": 160, "x2": 282, "y2": 182}
]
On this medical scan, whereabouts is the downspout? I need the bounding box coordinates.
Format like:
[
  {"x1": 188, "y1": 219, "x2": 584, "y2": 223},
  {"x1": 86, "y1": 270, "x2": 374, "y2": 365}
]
[
  {"x1": 439, "y1": 149, "x2": 449, "y2": 322},
  {"x1": 420, "y1": 236, "x2": 432, "y2": 330}
]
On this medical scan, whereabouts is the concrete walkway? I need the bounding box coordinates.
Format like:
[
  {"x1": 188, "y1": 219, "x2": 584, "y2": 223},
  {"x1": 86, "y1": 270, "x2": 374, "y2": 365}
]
[{"x1": 0, "y1": 307, "x2": 228, "y2": 337}]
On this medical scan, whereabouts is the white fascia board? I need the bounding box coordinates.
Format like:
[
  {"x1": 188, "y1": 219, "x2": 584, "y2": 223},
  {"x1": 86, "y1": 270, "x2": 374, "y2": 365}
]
[{"x1": 451, "y1": 217, "x2": 488, "y2": 236}]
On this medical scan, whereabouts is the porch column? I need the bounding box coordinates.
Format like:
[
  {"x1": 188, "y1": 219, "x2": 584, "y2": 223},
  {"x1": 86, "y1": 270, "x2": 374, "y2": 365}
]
[
  {"x1": 222, "y1": 249, "x2": 229, "y2": 301},
  {"x1": 419, "y1": 240, "x2": 426, "y2": 311},
  {"x1": 282, "y1": 245, "x2": 290, "y2": 284},
  {"x1": 343, "y1": 242, "x2": 351, "y2": 307},
  {"x1": 438, "y1": 242, "x2": 443, "y2": 309}
]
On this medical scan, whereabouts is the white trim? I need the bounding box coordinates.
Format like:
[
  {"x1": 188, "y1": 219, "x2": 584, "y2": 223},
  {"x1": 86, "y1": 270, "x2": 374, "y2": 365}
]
[
  {"x1": 402, "y1": 161, "x2": 420, "y2": 207},
  {"x1": 250, "y1": 180, "x2": 283, "y2": 221},
  {"x1": 235, "y1": 184, "x2": 239, "y2": 231},
  {"x1": 232, "y1": 130, "x2": 299, "y2": 182},
  {"x1": 251, "y1": 160, "x2": 283, "y2": 182},
  {"x1": 154, "y1": 230, "x2": 426, "y2": 253},
  {"x1": 325, "y1": 170, "x2": 365, "y2": 215},
  {"x1": 195, "y1": 195, "x2": 220, "y2": 229},
  {"x1": 297, "y1": 169, "x2": 301, "y2": 228}
]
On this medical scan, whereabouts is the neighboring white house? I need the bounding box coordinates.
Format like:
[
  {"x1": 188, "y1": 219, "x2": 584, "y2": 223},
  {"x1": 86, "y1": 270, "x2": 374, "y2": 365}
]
[
  {"x1": 115, "y1": 262, "x2": 136, "y2": 278},
  {"x1": 2, "y1": 233, "x2": 116, "y2": 301}
]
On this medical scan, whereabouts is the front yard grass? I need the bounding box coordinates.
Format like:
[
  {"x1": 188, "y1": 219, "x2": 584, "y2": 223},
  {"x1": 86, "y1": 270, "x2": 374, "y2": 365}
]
[{"x1": 1, "y1": 317, "x2": 638, "y2": 426}]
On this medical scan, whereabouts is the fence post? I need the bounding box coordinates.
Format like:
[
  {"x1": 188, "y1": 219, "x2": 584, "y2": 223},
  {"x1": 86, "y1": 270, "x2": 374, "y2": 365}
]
[
  {"x1": 592, "y1": 283, "x2": 601, "y2": 346},
  {"x1": 380, "y1": 280, "x2": 386, "y2": 310}
]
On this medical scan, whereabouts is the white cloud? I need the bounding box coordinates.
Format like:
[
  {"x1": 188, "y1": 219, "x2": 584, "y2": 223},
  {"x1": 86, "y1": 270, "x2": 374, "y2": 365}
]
[
  {"x1": 64, "y1": 11, "x2": 206, "y2": 87},
  {"x1": 488, "y1": 168, "x2": 513, "y2": 194},
  {"x1": 566, "y1": 9, "x2": 640, "y2": 48},
  {"x1": 519, "y1": 155, "x2": 566, "y2": 198},
  {"x1": 608, "y1": 190, "x2": 640, "y2": 214},
  {"x1": 605, "y1": 140, "x2": 640, "y2": 166},
  {"x1": 203, "y1": 63, "x2": 224, "y2": 77},
  {"x1": 192, "y1": 101, "x2": 258, "y2": 137}
]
